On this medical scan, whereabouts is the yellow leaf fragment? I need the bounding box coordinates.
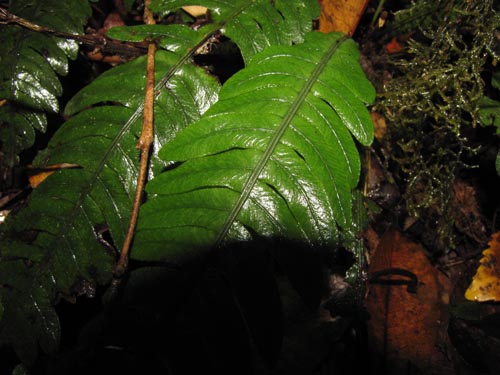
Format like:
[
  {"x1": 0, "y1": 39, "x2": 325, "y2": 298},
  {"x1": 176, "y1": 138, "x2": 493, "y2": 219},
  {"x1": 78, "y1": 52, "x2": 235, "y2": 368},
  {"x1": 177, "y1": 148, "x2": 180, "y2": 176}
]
[
  {"x1": 182, "y1": 6, "x2": 207, "y2": 18},
  {"x1": 465, "y1": 232, "x2": 500, "y2": 302},
  {"x1": 28, "y1": 163, "x2": 81, "y2": 188}
]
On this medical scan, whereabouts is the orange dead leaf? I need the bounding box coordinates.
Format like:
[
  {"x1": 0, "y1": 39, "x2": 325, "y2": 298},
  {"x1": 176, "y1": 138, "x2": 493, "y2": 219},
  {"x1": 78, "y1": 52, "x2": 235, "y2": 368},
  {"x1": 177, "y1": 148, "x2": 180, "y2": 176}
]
[
  {"x1": 386, "y1": 32, "x2": 414, "y2": 54},
  {"x1": 318, "y1": 0, "x2": 369, "y2": 36},
  {"x1": 365, "y1": 228, "x2": 452, "y2": 373},
  {"x1": 386, "y1": 37, "x2": 405, "y2": 54},
  {"x1": 28, "y1": 163, "x2": 81, "y2": 188},
  {"x1": 465, "y1": 231, "x2": 500, "y2": 302}
]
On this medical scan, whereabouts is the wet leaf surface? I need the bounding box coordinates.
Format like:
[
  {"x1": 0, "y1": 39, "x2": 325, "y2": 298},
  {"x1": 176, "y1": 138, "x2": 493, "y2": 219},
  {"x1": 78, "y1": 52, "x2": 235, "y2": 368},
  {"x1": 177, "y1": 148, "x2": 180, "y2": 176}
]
[{"x1": 135, "y1": 32, "x2": 375, "y2": 262}]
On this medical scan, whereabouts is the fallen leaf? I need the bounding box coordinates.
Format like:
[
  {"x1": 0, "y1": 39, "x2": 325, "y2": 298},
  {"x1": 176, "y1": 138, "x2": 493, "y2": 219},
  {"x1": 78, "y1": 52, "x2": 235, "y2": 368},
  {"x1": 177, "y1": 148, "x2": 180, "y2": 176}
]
[
  {"x1": 28, "y1": 163, "x2": 81, "y2": 188},
  {"x1": 386, "y1": 37, "x2": 404, "y2": 54},
  {"x1": 101, "y1": 11, "x2": 125, "y2": 33},
  {"x1": 318, "y1": 0, "x2": 369, "y2": 36},
  {"x1": 385, "y1": 33, "x2": 414, "y2": 54},
  {"x1": 365, "y1": 228, "x2": 453, "y2": 374},
  {"x1": 371, "y1": 111, "x2": 387, "y2": 141},
  {"x1": 182, "y1": 6, "x2": 208, "y2": 18},
  {"x1": 465, "y1": 231, "x2": 500, "y2": 302}
]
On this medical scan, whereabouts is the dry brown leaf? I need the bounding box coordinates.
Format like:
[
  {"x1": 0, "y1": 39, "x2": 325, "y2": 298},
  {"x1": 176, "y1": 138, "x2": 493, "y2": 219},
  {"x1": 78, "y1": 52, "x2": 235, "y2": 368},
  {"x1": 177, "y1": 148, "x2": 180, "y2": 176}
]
[
  {"x1": 182, "y1": 6, "x2": 207, "y2": 18},
  {"x1": 318, "y1": 0, "x2": 369, "y2": 36},
  {"x1": 370, "y1": 111, "x2": 387, "y2": 141},
  {"x1": 102, "y1": 11, "x2": 125, "y2": 33},
  {"x1": 28, "y1": 163, "x2": 81, "y2": 188},
  {"x1": 366, "y1": 228, "x2": 453, "y2": 374},
  {"x1": 465, "y1": 231, "x2": 500, "y2": 302}
]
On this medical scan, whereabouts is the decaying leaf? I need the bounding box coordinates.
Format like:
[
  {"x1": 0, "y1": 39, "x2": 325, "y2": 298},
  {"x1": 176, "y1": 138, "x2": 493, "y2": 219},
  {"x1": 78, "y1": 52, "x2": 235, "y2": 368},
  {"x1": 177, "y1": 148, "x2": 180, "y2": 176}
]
[
  {"x1": 319, "y1": 0, "x2": 369, "y2": 36},
  {"x1": 365, "y1": 228, "x2": 453, "y2": 374},
  {"x1": 465, "y1": 232, "x2": 500, "y2": 302}
]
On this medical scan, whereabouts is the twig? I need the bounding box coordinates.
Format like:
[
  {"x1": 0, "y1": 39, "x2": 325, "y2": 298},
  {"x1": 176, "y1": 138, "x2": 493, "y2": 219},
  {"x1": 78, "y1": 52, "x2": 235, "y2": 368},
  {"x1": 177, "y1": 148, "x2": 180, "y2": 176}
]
[
  {"x1": 113, "y1": 1, "x2": 156, "y2": 281},
  {"x1": 0, "y1": 6, "x2": 147, "y2": 58}
]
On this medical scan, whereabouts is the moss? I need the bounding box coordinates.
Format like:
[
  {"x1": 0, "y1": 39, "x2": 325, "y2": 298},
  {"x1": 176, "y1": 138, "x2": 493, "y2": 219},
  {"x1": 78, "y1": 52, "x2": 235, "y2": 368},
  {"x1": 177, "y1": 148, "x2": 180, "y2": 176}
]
[{"x1": 377, "y1": 0, "x2": 500, "y2": 252}]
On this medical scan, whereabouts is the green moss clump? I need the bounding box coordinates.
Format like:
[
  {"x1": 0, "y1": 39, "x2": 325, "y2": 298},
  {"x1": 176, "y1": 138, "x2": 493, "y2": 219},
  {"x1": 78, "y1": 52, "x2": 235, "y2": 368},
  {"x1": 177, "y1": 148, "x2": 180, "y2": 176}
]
[{"x1": 378, "y1": 0, "x2": 500, "y2": 252}]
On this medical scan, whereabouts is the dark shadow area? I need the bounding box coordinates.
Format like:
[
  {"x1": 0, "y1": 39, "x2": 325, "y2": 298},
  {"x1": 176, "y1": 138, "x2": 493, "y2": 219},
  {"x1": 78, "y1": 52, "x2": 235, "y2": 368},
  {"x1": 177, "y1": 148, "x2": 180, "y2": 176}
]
[{"x1": 23, "y1": 239, "x2": 369, "y2": 375}]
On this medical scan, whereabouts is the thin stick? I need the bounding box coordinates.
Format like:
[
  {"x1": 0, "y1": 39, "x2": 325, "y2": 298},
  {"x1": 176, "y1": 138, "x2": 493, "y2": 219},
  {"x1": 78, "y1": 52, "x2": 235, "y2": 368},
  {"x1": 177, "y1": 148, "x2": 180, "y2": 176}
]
[
  {"x1": 0, "y1": 7, "x2": 146, "y2": 57},
  {"x1": 113, "y1": 1, "x2": 156, "y2": 280}
]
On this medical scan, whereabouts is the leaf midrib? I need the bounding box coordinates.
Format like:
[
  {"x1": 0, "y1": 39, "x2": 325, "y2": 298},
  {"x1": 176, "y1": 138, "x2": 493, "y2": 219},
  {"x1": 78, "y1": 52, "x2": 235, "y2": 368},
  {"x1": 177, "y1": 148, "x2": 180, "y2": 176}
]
[{"x1": 213, "y1": 33, "x2": 349, "y2": 247}]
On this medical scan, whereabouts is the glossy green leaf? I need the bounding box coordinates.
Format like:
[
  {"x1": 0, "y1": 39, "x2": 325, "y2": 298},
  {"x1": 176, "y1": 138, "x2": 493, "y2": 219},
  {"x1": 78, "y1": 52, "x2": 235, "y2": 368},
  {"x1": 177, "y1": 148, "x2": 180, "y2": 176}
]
[
  {"x1": 0, "y1": 261, "x2": 60, "y2": 365},
  {"x1": 0, "y1": 0, "x2": 91, "y2": 180},
  {"x1": 0, "y1": 106, "x2": 46, "y2": 175},
  {"x1": 150, "y1": 0, "x2": 320, "y2": 62},
  {"x1": 107, "y1": 24, "x2": 202, "y2": 53},
  {"x1": 107, "y1": 0, "x2": 319, "y2": 72},
  {"x1": 134, "y1": 32, "x2": 375, "y2": 262},
  {"x1": 64, "y1": 51, "x2": 220, "y2": 175},
  {"x1": 6, "y1": 49, "x2": 220, "y2": 279},
  {"x1": 1, "y1": 3, "x2": 324, "y2": 365},
  {"x1": 0, "y1": 48, "x2": 219, "y2": 364}
]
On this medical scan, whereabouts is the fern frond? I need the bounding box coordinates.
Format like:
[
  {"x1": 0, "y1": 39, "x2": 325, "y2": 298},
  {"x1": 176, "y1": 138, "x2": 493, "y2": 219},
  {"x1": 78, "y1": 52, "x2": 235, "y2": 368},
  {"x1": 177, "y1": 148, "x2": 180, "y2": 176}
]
[{"x1": 0, "y1": 0, "x2": 91, "y2": 186}]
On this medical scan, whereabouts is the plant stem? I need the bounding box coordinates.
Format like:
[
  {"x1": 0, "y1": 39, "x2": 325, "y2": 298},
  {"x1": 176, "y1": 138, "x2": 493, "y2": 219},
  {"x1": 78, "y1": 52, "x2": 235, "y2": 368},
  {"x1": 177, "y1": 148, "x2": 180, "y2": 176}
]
[{"x1": 113, "y1": 1, "x2": 156, "y2": 280}]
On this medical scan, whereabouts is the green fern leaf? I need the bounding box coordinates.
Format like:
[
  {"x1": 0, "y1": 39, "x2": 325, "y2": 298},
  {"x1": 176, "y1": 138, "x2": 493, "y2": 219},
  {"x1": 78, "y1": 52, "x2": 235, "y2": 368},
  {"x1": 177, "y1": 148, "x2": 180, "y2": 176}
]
[
  {"x1": 0, "y1": 261, "x2": 60, "y2": 365},
  {"x1": 1, "y1": 1, "x2": 319, "y2": 363},
  {"x1": 0, "y1": 49, "x2": 219, "y2": 364},
  {"x1": 134, "y1": 32, "x2": 375, "y2": 262},
  {"x1": 106, "y1": 24, "x2": 203, "y2": 53},
  {"x1": 0, "y1": 0, "x2": 91, "y2": 182},
  {"x1": 150, "y1": 0, "x2": 320, "y2": 62}
]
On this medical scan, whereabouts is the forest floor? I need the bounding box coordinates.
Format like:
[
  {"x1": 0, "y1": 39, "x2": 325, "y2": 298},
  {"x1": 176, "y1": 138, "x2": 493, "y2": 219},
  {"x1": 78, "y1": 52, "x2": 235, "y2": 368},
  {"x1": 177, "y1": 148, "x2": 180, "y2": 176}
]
[
  {"x1": 346, "y1": 1, "x2": 500, "y2": 374},
  {"x1": 2, "y1": 0, "x2": 500, "y2": 374}
]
